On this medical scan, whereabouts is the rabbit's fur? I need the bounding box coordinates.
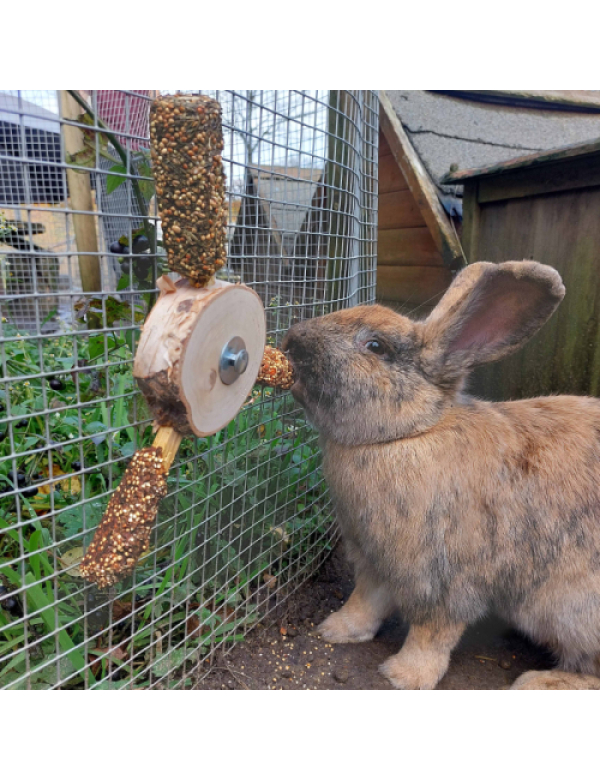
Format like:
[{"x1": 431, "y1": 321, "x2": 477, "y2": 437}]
[{"x1": 282, "y1": 260, "x2": 600, "y2": 690}]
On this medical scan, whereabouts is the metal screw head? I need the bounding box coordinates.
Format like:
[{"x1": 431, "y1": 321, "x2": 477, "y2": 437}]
[{"x1": 219, "y1": 337, "x2": 249, "y2": 385}]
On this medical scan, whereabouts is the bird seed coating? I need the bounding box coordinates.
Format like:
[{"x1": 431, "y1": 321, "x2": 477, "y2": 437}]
[
  {"x1": 80, "y1": 447, "x2": 167, "y2": 588},
  {"x1": 256, "y1": 346, "x2": 295, "y2": 390},
  {"x1": 150, "y1": 94, "x2": 227, "y2": 286}
]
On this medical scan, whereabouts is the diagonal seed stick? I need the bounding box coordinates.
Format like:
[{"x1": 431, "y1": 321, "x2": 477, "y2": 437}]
[
  {"x1": 80, "y1": 351, "x2": 294, "y2": 588},
  {"x1": 79, "y1": 427, "x2": 183, "y2": 588}
]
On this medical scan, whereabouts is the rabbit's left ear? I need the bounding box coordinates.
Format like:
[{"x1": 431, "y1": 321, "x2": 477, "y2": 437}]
[{"x1": 420, "y1": 261, "x2": 565, "y2": 382}]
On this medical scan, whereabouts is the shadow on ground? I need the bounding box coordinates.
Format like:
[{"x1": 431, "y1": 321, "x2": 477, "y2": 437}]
[{"x1": 194, "y1": 545, "x2": 555, "y2": 690}]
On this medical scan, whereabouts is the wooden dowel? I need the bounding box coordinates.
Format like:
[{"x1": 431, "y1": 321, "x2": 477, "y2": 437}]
[{"x1": 153, "y1": 426, "x2": 183, "y2": 473}]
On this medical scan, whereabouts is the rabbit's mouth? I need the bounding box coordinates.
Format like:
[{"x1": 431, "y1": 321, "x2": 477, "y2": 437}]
[
  {"x1": 278, "y1": 350, "x2": 309, "y2": 408},
  {"x1": 282, "y1": 330, "x2": 317, "y2": 409},
  {"x1": 284, "y1": 353, "x2": 305, "y2": 403},
  {"x1": 290, "y1": 378, "x2": 306, "y2": 404}
]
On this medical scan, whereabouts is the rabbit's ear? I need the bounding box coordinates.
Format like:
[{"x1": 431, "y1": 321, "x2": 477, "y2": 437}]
[{"x1": 421, "y1": 261, "x2": 565, "y2": 381}]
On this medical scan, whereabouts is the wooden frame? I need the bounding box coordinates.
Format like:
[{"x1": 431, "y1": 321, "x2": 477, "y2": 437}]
[{"x1": 379, "y1": 91, "x2": 464, "y2": 270}]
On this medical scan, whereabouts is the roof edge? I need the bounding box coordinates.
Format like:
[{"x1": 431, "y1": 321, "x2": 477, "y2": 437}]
[
  {"x1": 442, "y1": 135, "x2": 600, "y2": 184},
  {"x1": 379, "y1": 91, "x2": 465, "y2": 269},
  {"x1": 430, "y1": 90, "x2": 600, "y2": 113}
]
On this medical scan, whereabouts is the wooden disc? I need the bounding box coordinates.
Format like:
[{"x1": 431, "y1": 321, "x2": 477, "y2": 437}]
[
  {"x1": 134, "y1": 277, "x2": 266, "y2": 438},
  {"x1": 179, "y1": 283, "x2": 265, "y2": 436}
]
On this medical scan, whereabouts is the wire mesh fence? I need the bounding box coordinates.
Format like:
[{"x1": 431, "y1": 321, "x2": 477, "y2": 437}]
[{"x1": 0, "y1": 89, "x2": 378, "y2": 689}]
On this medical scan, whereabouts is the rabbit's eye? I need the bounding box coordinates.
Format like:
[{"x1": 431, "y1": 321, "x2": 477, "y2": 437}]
[{"x1": 366, "y1": 339, "x2": 386, "y2": 356}]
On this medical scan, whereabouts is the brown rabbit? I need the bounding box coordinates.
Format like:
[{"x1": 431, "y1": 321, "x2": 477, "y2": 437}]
[{"x1": 282, "y1": 260, "x2": 600, "y2": 690}]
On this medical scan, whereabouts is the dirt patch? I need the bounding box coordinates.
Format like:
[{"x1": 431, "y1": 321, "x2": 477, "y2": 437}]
[{"x1": 193, "y1": 544, "x2": 554, "y2": 690}]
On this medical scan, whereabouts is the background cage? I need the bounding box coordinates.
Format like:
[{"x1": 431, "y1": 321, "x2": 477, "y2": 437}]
[{"x1": 0, "y1": 89, "x2": 378, "y2": 689}]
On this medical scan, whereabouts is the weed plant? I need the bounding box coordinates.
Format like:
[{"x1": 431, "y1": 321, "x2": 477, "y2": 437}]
[{"x1": 0, "y1": 321, "x2": 331, "y2": 689}]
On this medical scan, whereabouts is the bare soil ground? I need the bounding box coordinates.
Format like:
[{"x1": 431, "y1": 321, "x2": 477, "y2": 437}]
[{"x1": 194, "y1": 544, "x2": 554, "y2": 690}]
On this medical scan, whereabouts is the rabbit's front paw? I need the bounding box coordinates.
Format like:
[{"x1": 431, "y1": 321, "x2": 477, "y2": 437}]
[
  {"x1": 317, "y1": 610, "x2": 378, "y2": 643},
  {"x1": 379, "y1": 652, "x2": 447, "y2": 690},
  {"x1": 380, "y1": 622, "x2": 463, "y2": 689}
]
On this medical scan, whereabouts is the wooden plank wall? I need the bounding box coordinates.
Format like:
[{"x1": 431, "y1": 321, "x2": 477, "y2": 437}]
[
  {"x1": 377, "y1": 131, "x2": 452, "y2": 315},
  {"x1": 466, "y1": 181, "x2": 600, "y2": 401}
]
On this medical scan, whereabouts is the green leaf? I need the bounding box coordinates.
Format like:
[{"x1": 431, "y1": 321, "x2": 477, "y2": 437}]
[
  {"x1": 88, "y1": 334, "x2": 105, "y2": 361},
  {"x1": 60, "y1": 416, "x2": 80, "y2": 427},
  {"x1": 151, "y1": 648, "x2": 187, "y2": 678},
  {"x1": 120, "y1": 441, "x2": 136, "y2": 459},
  {"x1": 117, "y1": 274, "x2": 132, "y2": 292},
  {"x1": 138, "y1": 179, "x2": 155, "y2": 203},
  {"x1": 84, "y1": 421, "x2": 107, "y2": 434},
  {"x1": 29, "y1": 655, "x2": 77, "y2": 688},
  {"x1": 106, "y1": 164, "x2": 128, "y2": 195},
  {"x1": 104, "y1": 296, "x2": 145, "y2": 326},
  {"x1": 0, "y1": 633, "x2": 25, "y2": 656},
  {"x1": 134, "y1": 151, "x2": 154, "y2": 202},
  {"x1": 59, "y1": 500, "x2": 103, "y2": 539},
  {"x1": 66, "y1": 147, "x2": 96, "y2": 168},
  {"x1": 93, "y1": 679, "x2": 132, "y2": 690},
  {"x1": 0, "y1": 650, "x2": 27, "y2": 684},
  {"x1": 23, "y1": 571, "x2": 92, "y2": 682}
]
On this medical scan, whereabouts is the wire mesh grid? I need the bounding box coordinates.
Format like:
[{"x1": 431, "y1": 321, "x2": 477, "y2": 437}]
[{"x1": 0, "y1": 90, "x2": 378, "y2": 689}]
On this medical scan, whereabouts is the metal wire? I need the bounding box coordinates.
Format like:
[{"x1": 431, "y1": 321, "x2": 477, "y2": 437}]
[{"x1": 0, "y1": 90, "x2": 378, "y2": 689}]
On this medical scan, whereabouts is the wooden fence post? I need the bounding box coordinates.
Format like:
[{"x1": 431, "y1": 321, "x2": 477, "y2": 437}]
[{"x1": 59, "y1": 90, "x2": 102, "y2": 295}]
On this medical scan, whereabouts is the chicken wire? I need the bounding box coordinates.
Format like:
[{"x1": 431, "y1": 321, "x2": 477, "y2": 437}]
[{"x1": 0, "y1": 89, "x2": 378, "y2": 690}]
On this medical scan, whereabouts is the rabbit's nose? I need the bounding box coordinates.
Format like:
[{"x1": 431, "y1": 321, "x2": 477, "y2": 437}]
[
  {"x1": 282, "y1": 325, "x2": 313, "y2": 364},
  {"x1": 282, "y1": 323, "x2": 307, "y2": 355}
]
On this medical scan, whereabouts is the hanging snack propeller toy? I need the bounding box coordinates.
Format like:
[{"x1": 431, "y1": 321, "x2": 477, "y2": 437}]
[{"x1": 80, "y1": 95, "x2": 294, "y2": 588}]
